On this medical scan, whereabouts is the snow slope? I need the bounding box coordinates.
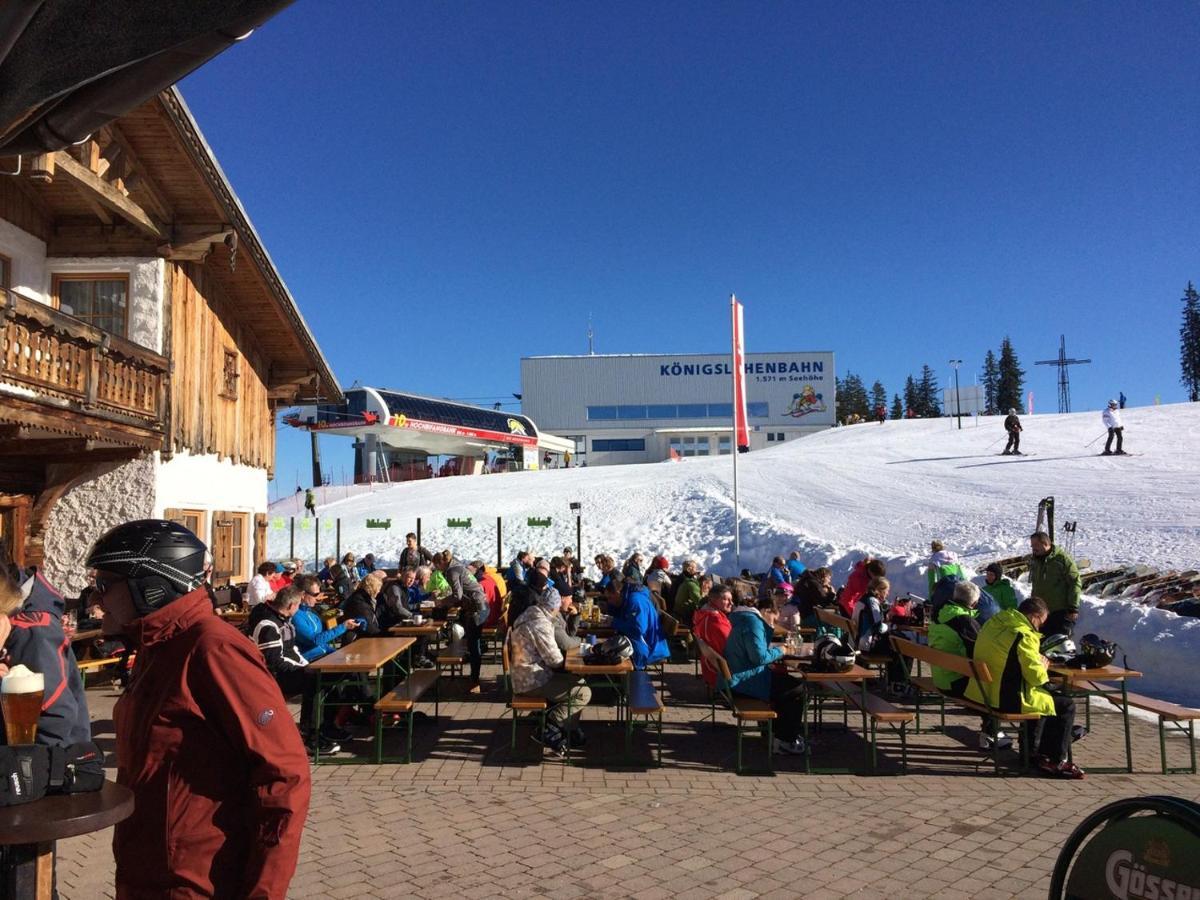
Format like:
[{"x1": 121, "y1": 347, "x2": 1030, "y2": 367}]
[{"x1": 270, "y1": 403, "x2": 1200, "y2": 704}]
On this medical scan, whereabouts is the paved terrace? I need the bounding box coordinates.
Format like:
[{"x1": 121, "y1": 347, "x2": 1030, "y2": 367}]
[{"x1": 59, "y1": 657, "x2": 1200, "y2": 899}]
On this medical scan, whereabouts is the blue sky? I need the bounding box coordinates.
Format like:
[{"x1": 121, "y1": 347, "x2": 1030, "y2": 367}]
[{"x1": 177, "y1": 2, "x2": 1200, "y2": 494}]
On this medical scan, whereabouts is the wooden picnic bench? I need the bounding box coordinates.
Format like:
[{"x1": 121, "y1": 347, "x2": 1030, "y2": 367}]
[
  {"x1": 436, "y1": 639, "x2": 467, "y2": 676},
  {"x1": 76, "y1": 656, "x2": 122, "y2": 686},
  {"x1": 829, "y1": 680, "x2": 913, "y2": 774},
  {"x1": 891, "y1": 636, "x2": 1042, "y2": 774},
  {"x1": 696, "y1": 638, "x2": 777, "y2": 774},
  {"x1": 626, "y1": 670, "x2": 665, "y2": 766},
  {"x1": 374, "y1": 669, "x2": 440, "y2": 763},
  {"x1": 1081, "y1": 681, "x2": 1200, "y2": 775}
]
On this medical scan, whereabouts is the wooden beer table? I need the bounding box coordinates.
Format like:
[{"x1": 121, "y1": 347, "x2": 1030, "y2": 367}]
[
  {"x1": 1050, "y1": 664, "x2": 1142, "y2": 774},
  {"x1": 308, "y1": 637, "x2": 415, "y2": 764},
  {"x1": 562, "y1": 647, "x2": 634, "y2": 765},
  {"x1": 0, "y1": 781, "x2": 133, "y2": 900},
  {"x1": 785, "y1": 657, "x2": 878, "y2": 775}
]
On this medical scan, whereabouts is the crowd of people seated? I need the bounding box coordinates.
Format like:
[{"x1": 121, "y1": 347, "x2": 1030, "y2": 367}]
[{"x1": 36, "y1": 519, "x2": 1088, "y2": 776}]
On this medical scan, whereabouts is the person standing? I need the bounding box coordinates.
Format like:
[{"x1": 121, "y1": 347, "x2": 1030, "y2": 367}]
[
  {"x1": 87, "y1": 520, "x2": 310, "y2": 898},
  {"x1": 437, "y1": 553, "x2": 489, "y2": 694},
  {"x1": 1028, "y1": 531, "x2": 1082, "y2": 637},
  {"x1": 303, "y1": 487, "x2": 316, "y2": 518},
  {"x1": 1119, "y1": 391, "x2": 1126, "y2": 409},
  {"x1": 1002, "y1": 408, "x2": 1023, "y2": 455},
  {"x1": 398, "y1": 532, "x2": 433, "y2": 569},
  {"x1": 875, "y1": 404, "x2": 886, "y2": 424},
  {"x1": 1102, "y1": 399, "x2": 1127, "y2": 455}
]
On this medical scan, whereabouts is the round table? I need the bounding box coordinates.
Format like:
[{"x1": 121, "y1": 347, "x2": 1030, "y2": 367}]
[{"x1": 0, "y1": 780, "x2": 133, "y2": 899}]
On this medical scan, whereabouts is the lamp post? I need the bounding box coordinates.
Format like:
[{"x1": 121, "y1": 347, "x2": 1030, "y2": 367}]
[
  {"x1": 949, "y1": 359, "x2": 963, "y2": 430},
  {"x1": 570, "y1": 501, "x2": 582, "y2": 564}
]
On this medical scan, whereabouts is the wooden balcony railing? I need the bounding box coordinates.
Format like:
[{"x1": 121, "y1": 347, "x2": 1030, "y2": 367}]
[{"x1": 1, "y1": 288, "x2": 168, "y2": 432}]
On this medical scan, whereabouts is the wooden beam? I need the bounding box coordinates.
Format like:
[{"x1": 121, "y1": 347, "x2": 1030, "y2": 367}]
[
  {"x1": 159, "y1": 223, "x2": 234, "y2": 261},
  {"x1": 51, "y1": 151, "x2": 166, "y2": 239},
  {"x1": 0, "y1": 438, "x2": 94, "y2": 456},
  {"x1": 101, "y1": 125, "x2": 174, "y2": 223}
]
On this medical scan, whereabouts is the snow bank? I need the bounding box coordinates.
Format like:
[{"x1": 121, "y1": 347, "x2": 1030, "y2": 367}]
[{"x1": 269, "y1": 402, "x2": 1200, "y2": 704}]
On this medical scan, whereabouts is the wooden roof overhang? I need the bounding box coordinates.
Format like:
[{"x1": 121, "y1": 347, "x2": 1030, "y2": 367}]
[{"x1": 0, "y1": 87, "x2": 341, "y2": 408}]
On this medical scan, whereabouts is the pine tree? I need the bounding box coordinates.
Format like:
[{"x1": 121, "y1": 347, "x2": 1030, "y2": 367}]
[
  {"x1": 903, "y1": 375, "x2": 919, "y2": 418},
  {"x1": 840, "y1": 373, "x2": 871, "y2": 421},
  {"x1": 918, "y1": 365, "x2": 941, "y2": 417},
  {"x1": 981, "y1": 350, "x2": 1000, "y2": 415},
  {"x1": 870, "y1": 380, "x2": 887, "y2": 414},
  {"x1": 1181, "y1": 281, "x2": 1200, "y2": 403},
  {"x1": 996, "y1": 337, "x2": 1025, "y2": 413},
  {"x1": 890, "y1": 393, "x2": 903, "y2": 420}
]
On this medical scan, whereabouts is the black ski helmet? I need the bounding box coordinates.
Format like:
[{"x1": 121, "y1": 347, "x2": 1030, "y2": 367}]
[
  {"x1": 812, "y1": 634, "x2": 857, "y2": 673},
  {"x1": 1078, "y1": 633, "x2": 1118, "y2": 668},
  {"x1": 86, "y1": 519, "x2": 209, "y2": 615}
]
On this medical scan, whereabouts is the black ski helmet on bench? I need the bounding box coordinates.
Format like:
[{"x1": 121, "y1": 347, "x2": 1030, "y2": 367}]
[{"x1": 86, "y1": 519, "x2": 210, "y2": 615}]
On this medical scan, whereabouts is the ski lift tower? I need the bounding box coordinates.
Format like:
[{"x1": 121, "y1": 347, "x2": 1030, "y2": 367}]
[{"x1": 1035, "y1": 335, "x2": 1091, "y2": 414}]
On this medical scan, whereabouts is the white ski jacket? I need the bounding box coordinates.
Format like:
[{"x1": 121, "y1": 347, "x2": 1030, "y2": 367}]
[{"x1": 1102, "y1": 407, "x2": 1123, "y2": 429}]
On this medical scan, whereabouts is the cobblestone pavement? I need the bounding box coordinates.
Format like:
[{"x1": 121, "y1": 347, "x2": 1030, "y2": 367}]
[{"x1": 57, "y1": 656, "x2": 1200, "y2": 899}]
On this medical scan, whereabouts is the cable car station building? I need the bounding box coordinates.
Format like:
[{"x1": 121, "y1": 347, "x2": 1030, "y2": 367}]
[
  {"x1": 520, "y1": 351, "x2": 836, "y2": 467},
  {"x1": 285, "y1": 387, "x2": 574, "y2": 481}
]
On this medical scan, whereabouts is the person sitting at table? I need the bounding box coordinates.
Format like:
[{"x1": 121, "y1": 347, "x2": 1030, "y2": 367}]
[
  {"x1": 529, "y1": 570, "x2": 580, "y2": 655},
  {"x1": 644, "y1": 555, "x2": 672, "y2": 597},
  {"x1": 928, "y1": 581, "x2": 1011, "y2": 751},
  {"x1": 604, "y1": 574, "x2": 670, "y2": 670},
  {"x1": 468, "y1": 560, "x2": 505, "y2": 631},
  {"x1": 247, "y1": 561, "x2": 278, "y2": 607},
  {"x1": 851, "y1": 576, "x2": 911, "y2": 694},
  {"x1": 723, "y1": 595, "x2": 805, "y2": 755},
  {"x1": 786, "y1": 551, "x2": 807, "y2": 582},
  {"x1": 342, "y1": 570, "x2": 386, "y2": 637},
  {"x1": 981, "y1": 562, "x2": 1020, "y2": 613},
  {"x1": 549, "y1": 555, "x2": 573, "y2": 597},
  {"x1": 249, "y1": 585, "x2": 340, "y2": 756},
  {"x1": 966, "y1": 597, "x2": 1083, "y2": 779},
  {"x1": 670, "y1": 559, "x2": 703, "y2": 623},
  {"x1": 317, "y1": 556, "x2": 337, "y2": 585},
  {"x1": 507, "y1": 551, "x2": 533, "y2": 590},
  {"x1": 621, "y1": 552, "x2": 645, "y2": 585},
  {"x1": 292, "y1": 574, "x2": 360, "y2": 660},
  {"x1": 593, "y1": 554, "x2": 617, "y2": 590},
  {"x1": 509, "y1": 581, "x2": 592, "y2": 756},
  {"x1": 693, "y1": 584, "x2": 734, "y2": 689},
  {"x1": 793, "y1": 567, "x2": 838, "y2": 632}
]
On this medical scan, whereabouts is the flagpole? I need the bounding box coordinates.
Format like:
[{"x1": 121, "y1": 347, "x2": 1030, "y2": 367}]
[{"x1": 731, "y1": 294, "x2": 741, "y2": 573}]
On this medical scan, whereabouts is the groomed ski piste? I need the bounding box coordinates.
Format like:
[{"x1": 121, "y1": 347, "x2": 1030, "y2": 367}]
[{"x1": 270, "y1": 402, "x2": 1200, "y2": 707}]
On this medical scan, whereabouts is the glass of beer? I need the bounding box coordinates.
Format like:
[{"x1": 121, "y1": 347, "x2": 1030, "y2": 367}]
[{"x1": 1, "y1": 665, "x2": 44, "y2": 745}]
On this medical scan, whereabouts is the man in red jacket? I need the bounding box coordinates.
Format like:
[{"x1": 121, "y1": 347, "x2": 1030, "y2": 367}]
[
  {"x1": 693, "y1": 584, "x2": 734, "y2": 688},
  {"x1": 88, "y1": 520, "x2": 310, "y2": 899}
]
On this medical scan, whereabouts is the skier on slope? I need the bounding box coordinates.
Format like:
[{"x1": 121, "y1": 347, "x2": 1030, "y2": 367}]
[
  {"x1": 1102, "y1": 399, "x2": 1127, "y2": 456},
  {"x1": 1002, "y1": 408, "x2": 1023, "y2": 455}
]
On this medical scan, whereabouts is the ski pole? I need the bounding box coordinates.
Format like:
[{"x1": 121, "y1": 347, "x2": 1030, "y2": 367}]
[{"x1": 1084, "y1": 431, "x2": 1108, "y2": 448}]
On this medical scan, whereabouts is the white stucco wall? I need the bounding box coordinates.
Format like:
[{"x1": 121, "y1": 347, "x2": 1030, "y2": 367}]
[
  {"x1": 0, "y1": 218, "x2": 47, "y2": 298},
  {"x1": 155, "y1": 449, "x2": 268, "y2": 520},
  {"x1": 42, "y1": 456, "x2": 157, "y2": 596}
]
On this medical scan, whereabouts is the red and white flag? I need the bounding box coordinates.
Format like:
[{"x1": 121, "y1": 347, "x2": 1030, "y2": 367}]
[{"x1": 731, "y1": 295, "x2": 750, "y2": 451}]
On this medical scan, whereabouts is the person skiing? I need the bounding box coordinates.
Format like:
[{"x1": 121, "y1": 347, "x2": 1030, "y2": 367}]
[
  {"x1": 1102, "y1": 399, "x2": 1126, "y2": 455},
  {"x1": 875, "y1": 404, "x2": 886, "y2": 424},
  {"x1": 1002, "y1": 408, "x2": 1023, "y2": 455},
  {"x1": 303, "y1": 487, "x2": 316, "y2": 518}
]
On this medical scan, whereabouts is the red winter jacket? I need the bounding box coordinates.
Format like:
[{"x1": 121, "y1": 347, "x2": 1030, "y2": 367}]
[
  {"x1": 839, "y1": 560, "x2": 872, "y2": 618},
  {"x1": 693, "y1": 606, "x2": 732, "y2": 688},
  {"x1": 478, "y1": 571, "x2": 503, "y2": 628},
  {"x1": 113, "y1": 588, "x2": 311, "y2": 899}
]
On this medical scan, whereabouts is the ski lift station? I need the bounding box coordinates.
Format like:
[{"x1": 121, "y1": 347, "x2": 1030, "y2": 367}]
[
  {"x1": 284, "y1": 388, "x2": 575, "y2": 482},
  {"x1": 520, "y1": 352, "x2": 837, "y2": 466}
]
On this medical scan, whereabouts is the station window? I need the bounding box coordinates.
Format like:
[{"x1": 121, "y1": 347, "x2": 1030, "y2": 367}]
[
  {"x1": 718, "y1": 436, "x2": 732, "y2": 455},
  {"x1": 677, "y1": 403, "x2": 708, "y2": 418},
  {"x1": 748, "y1": 402, "x2": 769, "y2": 417},
  {"x1": 647, "y1": 404, "x2": 678, "y2": 419},
  {"x1": 587, "y1": 406, "x2": 618, "y2": 421},
  {"x1": 707, "y1": 403, "x2": 733, "y2": 417},
  {"x1": 592, "y1": 438, "x2": 645, "y2": 452},
  {"x1": 616, "y1": 405, "x2": 648, "y2": 419}
]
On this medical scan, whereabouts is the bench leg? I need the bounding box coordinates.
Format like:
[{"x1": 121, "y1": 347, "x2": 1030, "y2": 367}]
[
  {"x1": 900, "y1": 723, "x2": 908, "y2": 775},
  {"x1": 656, "y1": 711, "x2": 663, "y2": 768},
  {"x1": 736, "y1": 720, "x2": 744, "y2": 774},
  {"x1": 1160, "y1": 717, "x2": 1168, "y2": 776},
  {"x1": 1191, "y1": 720, "x2": 1197, "y2": 775},
  {"x1": 991, "y1": 718, "x2": 1000, "y2": 777},
  {"x1": 766, "y1": 719, "x2": 774, "y2": 774},
  {"x1": 375, "y1": 708, "x2": 384, "y2": 765},
  {"x1": 914, "y1": 692, "x2": 921, "y2": 733},
  {"x1": 510, "y1": 709, "x2": 518, "y2": 751},
  {"x1": 406, "y1": 710, "x2": 414, "y2": 764}
]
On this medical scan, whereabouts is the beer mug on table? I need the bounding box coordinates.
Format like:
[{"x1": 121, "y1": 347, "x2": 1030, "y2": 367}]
[{"x1": 1, "y1": 664, "x2": 44, "y2": 745}]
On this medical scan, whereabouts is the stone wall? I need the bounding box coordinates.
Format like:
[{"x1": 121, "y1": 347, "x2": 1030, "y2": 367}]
[{"x1": 42, "y1": 456, "x2": 156, "y2": 596}]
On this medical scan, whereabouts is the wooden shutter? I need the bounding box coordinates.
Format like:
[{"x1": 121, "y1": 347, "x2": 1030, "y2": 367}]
[
  {"x1": 253, "y1": 513, "x2": 268, "y2": 571},
  {"x1": 163, "y1": 508, "x2": 185, "y2": 525},
  {"x1": 211, "y1": 511, "x2": 235, "y2": 581}
]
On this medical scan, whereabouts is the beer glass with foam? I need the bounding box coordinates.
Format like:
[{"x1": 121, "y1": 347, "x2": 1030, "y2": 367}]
[{"x1": 1, "y1": 664, "x2": 44, "y2": 745}]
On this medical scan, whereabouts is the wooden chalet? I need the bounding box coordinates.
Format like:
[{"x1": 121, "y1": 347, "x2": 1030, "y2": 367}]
[{"x1": 0, "y1": 87, "x2": 340, "y2": 591}]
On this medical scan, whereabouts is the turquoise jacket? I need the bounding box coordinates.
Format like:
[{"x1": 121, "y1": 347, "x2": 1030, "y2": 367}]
[{"x1": 722, "y1": 608, "x2": 783, "y2": 700}]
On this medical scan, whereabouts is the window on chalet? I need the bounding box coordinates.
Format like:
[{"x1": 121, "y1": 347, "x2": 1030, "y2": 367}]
[
  {"x1": 220, "y1": 349, "x2": 240, "y2": 400},
  {"x1": 52, "y1": 274, "x2": 129, "y2": 336},
  {"x1": 0, "y1": 253, "x2": 10, "y2": 291}
]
